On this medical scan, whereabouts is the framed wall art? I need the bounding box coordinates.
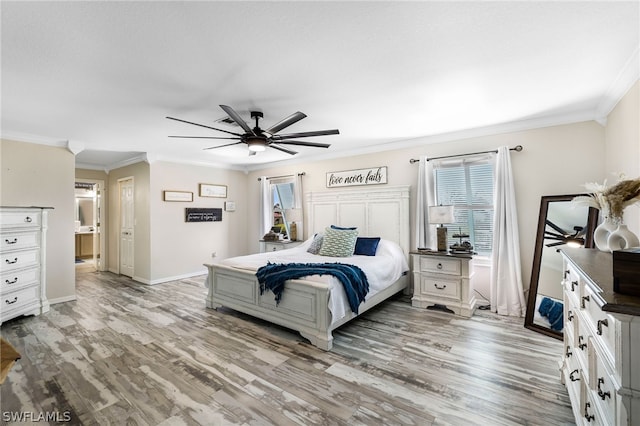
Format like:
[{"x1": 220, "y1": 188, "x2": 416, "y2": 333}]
[
  {"x1": 163, "y1": 190, "x2": 194, "y2": 202},
  {"x1": 199, "y1": 183, "x2": 227, "y2": 198}
]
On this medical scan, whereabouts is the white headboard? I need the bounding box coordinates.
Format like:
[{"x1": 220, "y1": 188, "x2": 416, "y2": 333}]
[{"x1": 305, "y1": 185, "x2": 410, "y2": 256}]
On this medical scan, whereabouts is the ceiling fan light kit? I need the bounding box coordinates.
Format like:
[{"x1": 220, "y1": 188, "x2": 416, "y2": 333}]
[{"x1": 168, "y1": 105, "x2": 339, "y2": 156}]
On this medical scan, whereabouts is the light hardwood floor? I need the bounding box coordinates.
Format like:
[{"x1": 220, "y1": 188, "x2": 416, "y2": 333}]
[{"x1": 1, "y1": 271, "x2": 574, "y2": 425}]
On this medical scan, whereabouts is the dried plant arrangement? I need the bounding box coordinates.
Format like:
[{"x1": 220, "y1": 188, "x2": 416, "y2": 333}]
[{"x1": 573, "y1": 174, "x2": 640, "y2": 224}]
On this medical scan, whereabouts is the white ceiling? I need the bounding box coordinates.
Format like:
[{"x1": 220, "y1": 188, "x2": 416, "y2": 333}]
[{"x1": 2, "y1": 1, "x2": 639, "y2": 171}]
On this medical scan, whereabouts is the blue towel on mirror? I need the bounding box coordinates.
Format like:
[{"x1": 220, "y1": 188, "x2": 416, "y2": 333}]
[{"x1": 538, "y1": 296, "x2": 564, "y2": 331}]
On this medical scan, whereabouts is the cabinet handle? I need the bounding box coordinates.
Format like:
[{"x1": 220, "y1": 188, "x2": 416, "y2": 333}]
[
  {"x1": 24, "y1": 216, "x2": 33, "y2": 223},
  {"x1": 564, "y1": 269, "x2": 570, "y2": 279},
  {"x1": 436, "y1": 263, "x2": 443, "y2": 270},
  {"x1": 565, "y1": 346, "x2": 572, "y2": 358},
  {"x1": 571, "y1": 281, "x2": 578, "y2": 292},
  {"x1": 597, "y1": 378, "x2": 611, "y2": 400},
  {"x1": 597, "y1": 319, "x2": 608, "y2": 335},
  {"x1": 5, "y1": 238, "x2": 18, "y2": 244},
  {"x1": 433, "y1": 283, "x2": 446, "y2": 290},
  {"x1": 5, "y1": 258, "x2": 18, "y2": 264},
  {"x1": 5, "y1": 277, "x2": 18, "y2": 285},
  {"x1": 569, "y1": 369, "x2": 580, "y2": 382},
  {"x1": 578, "y1": 335, "x2": 587, "y2": 350},
  {"x1": 581, "y1": 295, "x2": 590, "y2": 308},
  {"x1": 584, "y1": 402, "x2": 595, "y2": 422},
  {"x1": 567, "y1": 310, "x2": 574, "y2": 322},
  {"x1": 5, "y1": 297, "x2": 18, "y2": 305}
]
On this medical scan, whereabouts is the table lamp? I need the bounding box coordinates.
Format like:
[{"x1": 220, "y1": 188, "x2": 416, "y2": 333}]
[
  {"x1": 429, "y1": 205, "x2": 455, "y2": 251},
  {"x1": 285, "y1": 208, "x2": 303, "y2": 241}
]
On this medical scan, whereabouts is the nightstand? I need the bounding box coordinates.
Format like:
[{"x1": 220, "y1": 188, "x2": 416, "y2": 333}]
[
  {"x1": 260, "y1": 240, "x2": 303, "y2": 253},
  {"x1": 410, "y1": 251, "x2": 476, "y2": 317}
]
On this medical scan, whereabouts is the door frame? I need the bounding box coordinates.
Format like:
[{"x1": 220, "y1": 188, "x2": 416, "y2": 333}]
[{"x1": 75, "y1": 178, "x2": 106, "y2": 272}]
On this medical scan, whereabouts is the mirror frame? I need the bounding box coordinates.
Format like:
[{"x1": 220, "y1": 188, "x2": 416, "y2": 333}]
[{"x1": 524, "y1": 194, "x2": 599, "y2": 339}]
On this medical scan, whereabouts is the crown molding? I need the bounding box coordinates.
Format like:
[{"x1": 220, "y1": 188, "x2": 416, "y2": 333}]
[
  {"x1": 0, "y1": 131, "x2": 68, "y2": 147},
  {"x1": 596, "y1": 46, "x2": 640, "y2": 120}
]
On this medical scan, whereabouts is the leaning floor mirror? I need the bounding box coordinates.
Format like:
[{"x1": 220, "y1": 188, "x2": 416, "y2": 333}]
[{"x1": 524, "y1": 194, "x2": 599, "y2": 339}]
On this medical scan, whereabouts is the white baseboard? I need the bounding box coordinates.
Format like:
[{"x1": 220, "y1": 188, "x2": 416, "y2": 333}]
[
  {"x1": 135, "y1": 270, "x2": 208, "y2": 286},
  {"x1": 48, "y1": 295, "x2": 77, "y2": 305}
]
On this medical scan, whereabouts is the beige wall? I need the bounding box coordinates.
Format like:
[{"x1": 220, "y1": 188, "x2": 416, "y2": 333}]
[
  {"x1": 148, "y1": 161, "x2": 248, "y2": 282},
  {"x1": 1, "y1": 139, "x2": 76, "y2": 303},
  {"x1": 605, "y1": 79, "x2": 640, "y2": 236},
  {"x1": 247, "y1": 120, "x2": 606, "y2": 294}
]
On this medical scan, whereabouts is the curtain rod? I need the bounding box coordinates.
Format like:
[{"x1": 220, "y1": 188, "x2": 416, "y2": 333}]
[
  {"x1": 257, "y1": 172, "x2": 305, "y2": 181},
  {"x1": 409, "y1": 145, "x2": 523, "y2": 164}
]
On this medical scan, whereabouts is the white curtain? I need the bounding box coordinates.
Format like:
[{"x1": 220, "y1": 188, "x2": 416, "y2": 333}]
[
  {"x1": 490, "y1": 146, "x2": 526, "y2": 316},
  {"x1": 259, "y1": 176, "x2": 271, "y2": 237},
  {"x1": 415, "y1": 156, "x2": 436, "y2": 250}
]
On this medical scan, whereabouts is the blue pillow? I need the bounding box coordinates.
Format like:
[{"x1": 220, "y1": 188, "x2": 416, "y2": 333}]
[
  {"x1": 331, "y1": 225, "x2": 357, "y2": 230},
  {"x1": 354, "y1": 237, "x2": 381, "y2": 256}
]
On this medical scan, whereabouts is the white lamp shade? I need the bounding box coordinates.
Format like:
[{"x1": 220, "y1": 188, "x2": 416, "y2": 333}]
[
  {"x1": 285, "y1": 208, "x2": 303, "y2": 222},
  {"x1": 428, "y1": 205, "x2": 455, "y2": 224}
]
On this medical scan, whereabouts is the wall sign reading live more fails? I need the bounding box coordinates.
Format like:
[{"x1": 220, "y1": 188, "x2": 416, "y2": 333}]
[{"x1": 326, "y1": 166, "x2": 387, "y2": 188}]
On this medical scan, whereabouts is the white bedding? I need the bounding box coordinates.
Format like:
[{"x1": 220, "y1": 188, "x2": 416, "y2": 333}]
[{"x1": 219, "y1": 237, "x2": 409, "y2": 324}]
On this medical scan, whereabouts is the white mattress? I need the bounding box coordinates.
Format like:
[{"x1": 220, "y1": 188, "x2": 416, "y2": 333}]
[{"x1": 219, "y1": 237, "x2": 409, "y2": 323}]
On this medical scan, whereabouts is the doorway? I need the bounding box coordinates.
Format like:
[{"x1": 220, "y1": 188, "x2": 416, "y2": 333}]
[{"x1": 75, "y1": 179, "x2": 106, "y2": 272}]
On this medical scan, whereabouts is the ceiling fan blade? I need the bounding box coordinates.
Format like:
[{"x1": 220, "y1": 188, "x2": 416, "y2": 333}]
[
  {"x1": 272, "y1": 129, "x2": 340, "y2": 140},
  {"x1": 264, "y1": 111, "x2": 307, "y2": 135},
  {"x1": 275, "y1": 140, "x2": 331, "y2": 148},
  {"x1": 203, "y1": 141, "x2": 243, "y2": 150},
  {"x1": 219, "y1": 105, "x2": 255, "y2": 135},
  {"x1": 166, "y1": 116, "x2": 243, "y2": 137},
  {"x1": 269, "y1": 144, "x2": 298, "y2": 155},
  {"x1": 169, "y1": 136, "x2": 241, "y2": 140},
  {"x1": 545, "y1": 241, "x2": 566, "y2": 247}
]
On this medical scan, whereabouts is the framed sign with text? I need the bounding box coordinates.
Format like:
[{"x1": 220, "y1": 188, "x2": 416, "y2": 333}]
[{"x1": 326, "y1": 166, "x2": 387, "y2": 188}]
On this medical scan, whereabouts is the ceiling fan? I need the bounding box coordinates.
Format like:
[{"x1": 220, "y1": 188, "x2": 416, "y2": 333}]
[
  {"x1": 544, "y1": 220, "x2": 586, "y2": 248},
  {"x1": 167, "y1": 105, "x2": 339, "y2": 156}
]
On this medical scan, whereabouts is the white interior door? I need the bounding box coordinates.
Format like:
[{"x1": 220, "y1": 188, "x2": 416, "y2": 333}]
[{"x1": 119, "y1": 178, "x2": 134, "y2": 277}]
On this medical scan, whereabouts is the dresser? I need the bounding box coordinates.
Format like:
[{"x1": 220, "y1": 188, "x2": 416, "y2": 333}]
[
  {"x1": 259, "y1": 240, "x2": 303, "y2": 253},
  {"x1": 560, "y1": 248, "x2": 640, "y2": 425},
  {"x1": 410, "y1": 252, "x2": 476, "y2": 317},
  {"x1": 0, "y1": 207, "x2": 51, "y2": 324}
]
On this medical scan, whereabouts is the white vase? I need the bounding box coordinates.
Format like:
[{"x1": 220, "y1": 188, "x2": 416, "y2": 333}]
[
  {"x1": 607, "y1": 224, "x2": 640, "y2": 252},
  {"x1": 593, "y1": 218, "x2": 618, "y2": 251}
]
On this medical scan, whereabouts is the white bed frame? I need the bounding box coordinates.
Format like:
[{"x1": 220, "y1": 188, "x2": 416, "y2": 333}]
[{"x1": 204, "y1": 185, "x2": 410, "y2": 350}]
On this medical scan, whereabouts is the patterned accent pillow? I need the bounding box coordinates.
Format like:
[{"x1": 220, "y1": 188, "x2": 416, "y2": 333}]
[
  {"x1": 319, "y1": 227, "x2": 358, "y2": 257},
  {"x1": 307, "y1": 233, "x2": 324, "y2": 254}
]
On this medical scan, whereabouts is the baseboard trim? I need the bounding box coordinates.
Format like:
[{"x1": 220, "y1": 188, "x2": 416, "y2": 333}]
[
  {"x1": 48, "y1": 295, "x2": 77, "y2": 305},
  {"x1": 135, "y1": 270, "x2": 208, "y2": 286}
]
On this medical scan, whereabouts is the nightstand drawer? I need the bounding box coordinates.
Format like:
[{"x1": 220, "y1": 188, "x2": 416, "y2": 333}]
[
  {"x1": 420, "y1": 276, "x2": 460, "y2": 299},
  {"x1": 418, "y1": 257, "x2": 461, "y2": 276}
]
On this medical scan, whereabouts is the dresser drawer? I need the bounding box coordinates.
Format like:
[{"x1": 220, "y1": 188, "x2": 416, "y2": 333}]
[
  {"x1": 1, "y1": 267, "x2": 39, "y2": 294},
  {"x1": 1, "y1": 230, "x2": 40, "y2": 252},
  {"x1": 1, "y1": 285, "x2": 39, "y2": 312},
  {"x1": 420, "y1": 275, "x2": 460, "y2": 299},
  {"x1": 1, "y1": 248, "x2": 40, "y2": 273},
  {"x1": 589, "y1": 343, "x2": 616, "y2": 420},
  {"x1": 0, "y1": 211, "x2": 41, "y2": 229},
  {"x1": 418, "y1": 257, "x2": 461, "y2": 276},
  {"x1": 582, "y1": 285, "x2": 616, "y2": 358}
]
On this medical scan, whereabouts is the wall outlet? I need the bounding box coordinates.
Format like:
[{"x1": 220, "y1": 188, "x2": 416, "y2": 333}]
[{"x1": 211, "y1": 252, "x2": 217, "y2": 258}]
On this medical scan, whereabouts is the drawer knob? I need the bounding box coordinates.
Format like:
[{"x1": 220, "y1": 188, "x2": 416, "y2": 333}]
[
  {"x1": 597, "y1": 378, "x2": 611, "y2": 400},
  {"x1": 567, "y1": 310, "x2": 574, "y2": 322},
  {"x1": 436, "y1": 263, "x2": 443, "y2": 270},
  {"x1": 597, "y1": 319, "x2": 609, "y2": 335},
  {"x1": 24, "y1": 216, "x2": 33, "y2": 223},
  {"x1": 571, "y1": 281, "x2": 578, "y2": 292},
  {"x1": 581, "y1": 295, "x2": 590, "y2": 308},
  {"x1": 5, "y1": 277, "x2": 18, "y2": 285},
  {"x1": 578, "y1": 335, "x2": 587, "y2": 350},
  {"x1": 584, "y1": 402, "x2": 595, "y2": 422},
  {"x1": 5, "y1": 238, "x2": 18, "y2": 244},
  {"x1": 5, "y1": 257, "x2": 18, "y2": 265},
  {"x1": 434, "y1": 283, "x2": 446, "y2": 290},
  {"x1": 5, "y1": 296, "x2": 18, "y2": 305},
  {"x1": 569, "y1": 369, "x2": 580, "y2": 382},
  {"x1": 565, "y1": 346, "x2": 572, "y2": 358}
]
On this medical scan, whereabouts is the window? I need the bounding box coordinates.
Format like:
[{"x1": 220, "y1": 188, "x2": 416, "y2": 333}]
[{"x1": 433, "y1": 155, "x2": 494, "y2": 255}]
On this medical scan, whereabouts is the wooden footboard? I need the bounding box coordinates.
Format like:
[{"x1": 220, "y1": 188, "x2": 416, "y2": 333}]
[{"x1": 204, "y1": 263, "x2": 408, "y2": 350}]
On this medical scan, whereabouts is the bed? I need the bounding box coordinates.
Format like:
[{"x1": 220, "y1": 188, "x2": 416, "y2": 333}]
[{"x1": 203, "y1": 185, "x2": 410, "y2": 350}]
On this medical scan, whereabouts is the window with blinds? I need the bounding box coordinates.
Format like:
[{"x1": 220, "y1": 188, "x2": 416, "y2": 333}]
[{"x1": 433, "y1": 155, "x2": 494, "y2": 255}]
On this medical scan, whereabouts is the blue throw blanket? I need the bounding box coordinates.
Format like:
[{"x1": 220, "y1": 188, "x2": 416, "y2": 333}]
[
  {"x1": 538, "y1": 296, "x2": 564, "y2": 331},
  {"x1": 256, "y1": 262, "x2": 370, "y2": 314}
]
